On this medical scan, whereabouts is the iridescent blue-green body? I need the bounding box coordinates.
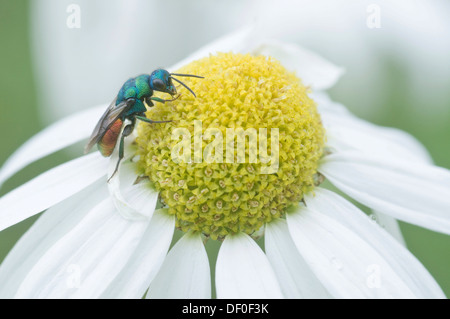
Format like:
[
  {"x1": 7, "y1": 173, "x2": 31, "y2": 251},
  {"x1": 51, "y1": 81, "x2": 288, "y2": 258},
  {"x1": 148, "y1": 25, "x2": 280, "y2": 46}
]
[
  {"x1": 117, "y1": 71, "x2": 177, "y2": 117},
  {"x1": 116, "y1": 74, "x2": 152, "y2": 116},
  {"x1": 84, "y1": 68, "x2": 203, "y2": 181}
]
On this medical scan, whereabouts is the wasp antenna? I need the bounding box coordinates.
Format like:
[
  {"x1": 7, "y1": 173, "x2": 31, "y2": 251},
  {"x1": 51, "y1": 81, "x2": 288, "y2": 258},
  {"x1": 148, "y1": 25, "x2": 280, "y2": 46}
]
[
  {"x1": 170, "y1": 73, "x2": 204, "y2": 79},
  {"x1": 170, "y1": 76, "x2": 197, "y2": 97}
]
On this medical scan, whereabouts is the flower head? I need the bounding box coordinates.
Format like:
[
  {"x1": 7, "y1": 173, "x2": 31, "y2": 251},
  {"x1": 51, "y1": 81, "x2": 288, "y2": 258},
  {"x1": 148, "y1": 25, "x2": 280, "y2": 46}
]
[
  {"x1": 137, "y1": 53, "x2": 324, "y2": 239},
  {"x1": 0, "y1": 29, "x2": 449, "y2": 299}
]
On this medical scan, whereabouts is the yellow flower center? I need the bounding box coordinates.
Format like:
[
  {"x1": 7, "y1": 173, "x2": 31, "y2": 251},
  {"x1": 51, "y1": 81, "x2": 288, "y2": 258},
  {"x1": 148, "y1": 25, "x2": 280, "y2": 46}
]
[{"x1": 136, "y1": 53, "x2": 325, "y2": 240}]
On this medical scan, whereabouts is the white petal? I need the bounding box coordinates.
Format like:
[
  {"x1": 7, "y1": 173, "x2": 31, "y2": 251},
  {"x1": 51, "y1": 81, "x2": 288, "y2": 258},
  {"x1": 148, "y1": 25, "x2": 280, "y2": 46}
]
[
  {"x1": 0, "y1": 105, "x2": 106, "y2": 187},
  {"x1": 265, "y1": 219, "x2": 331, "y2": 298},
  {"x1": 320, "y1": 152, "x2": 450, "y2": 235},
  {"x1": 286, "y1": 206, "x2": 418, "y2": 298},
  {"x1": 169, "y1": 24, "x2": 260, "y2": 72},
  {"x1": 14, "y1": 197, "x2": 149, "y2": 298},
  {"x1": 215, "y1": 232, "x2": 283, "y2": 299},
  {"x1": 0, "y1": 179, "x2": 107, "y2": 298},
  {"x1": 168, "y1": 26, "x2": 344, "y2": 93},
  {"x1": 108, "y1": 157, "x2": 159, "y2": 221},
  {"x1": 371, "y1": 210, "x2": 406, "y2": 247},
  {"x1": 106, "y1": 159, "x2": 160, "y2": 223},
  {"x1": 311, "y1": 92, "x2": 350, "y2": 115},
  {"x1": 114, "y1": 183, "x2": 159, "y2": 219},
  {"x1": 371, "y1": 126, "x2": 432, "y2": 163},
  {"x1": 146, "y1": 232, "x2": 210, "y2": 299},
  {"x1": 316, "y1": 93, "x2": 432, "y2": 244},
  {"x1": 253, "y1": 40, "x2": 344, "y2": 90},
  {"x1": 304, "y1": 188, "x2": 445, "y2": 298},
  {"x1": 319, "y1": 97, "x2": 432, "y2": 163},
  {"x1": 101, "y1": 209, "x2": 175, "y2": 299},
  {"x1": 0, "y1": 152, "x2": 108, "y2": 232}
]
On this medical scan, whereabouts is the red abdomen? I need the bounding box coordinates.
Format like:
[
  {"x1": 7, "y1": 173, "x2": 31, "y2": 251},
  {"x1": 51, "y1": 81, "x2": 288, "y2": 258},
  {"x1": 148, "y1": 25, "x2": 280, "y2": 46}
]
[{"x1": 98, "y1": 119, "x2": 123, "y2": 156}]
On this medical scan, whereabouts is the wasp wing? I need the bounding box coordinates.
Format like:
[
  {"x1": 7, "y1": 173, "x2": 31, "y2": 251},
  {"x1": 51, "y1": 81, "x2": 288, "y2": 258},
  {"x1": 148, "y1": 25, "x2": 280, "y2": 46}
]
[{"x1": 84, "y1": 98, "x2": 131, "y2": 154}]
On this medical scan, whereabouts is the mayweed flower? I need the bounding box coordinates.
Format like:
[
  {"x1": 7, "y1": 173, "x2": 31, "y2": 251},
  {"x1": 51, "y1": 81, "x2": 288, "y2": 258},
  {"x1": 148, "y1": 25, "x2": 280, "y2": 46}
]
[{"x1": 0, "y1": 28, "x2": 449, "y2": 299}]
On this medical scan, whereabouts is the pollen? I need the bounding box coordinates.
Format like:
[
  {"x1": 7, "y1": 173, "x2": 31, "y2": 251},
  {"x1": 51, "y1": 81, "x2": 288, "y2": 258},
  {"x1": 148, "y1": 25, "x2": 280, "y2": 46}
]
[{"x1": 136, "y1": 53, "x2": 325, "y2": 240}]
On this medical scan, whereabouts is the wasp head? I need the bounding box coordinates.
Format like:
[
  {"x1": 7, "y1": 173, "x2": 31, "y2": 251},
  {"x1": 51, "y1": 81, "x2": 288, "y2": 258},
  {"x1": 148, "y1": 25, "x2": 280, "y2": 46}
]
[
  {"x1": 150, "y1": 69, "x2": 204, "y2": 98},
  {"x1": 150, "y1": 69, "x2": 177, "y2": 96}
]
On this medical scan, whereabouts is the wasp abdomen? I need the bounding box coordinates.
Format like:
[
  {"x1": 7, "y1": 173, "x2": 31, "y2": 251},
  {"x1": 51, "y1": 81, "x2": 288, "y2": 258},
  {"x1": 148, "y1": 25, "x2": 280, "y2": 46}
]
[{"x1": 98, "y1": 119, "x2": 123, "y2": 157}]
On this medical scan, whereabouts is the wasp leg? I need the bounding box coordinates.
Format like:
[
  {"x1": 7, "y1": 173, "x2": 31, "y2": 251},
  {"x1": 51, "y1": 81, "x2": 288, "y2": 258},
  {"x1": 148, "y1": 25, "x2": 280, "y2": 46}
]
[
  {"x1": 135, "y1": 115, "x2": 172, "y2": 124},
  {"x1": 150, "y1": 94, "x2": 181, "y2": 104},
  {"x1": 144, "y1": 97, "x2": 154, "y2": 107},
  {"x1": 107, "y1": 121, "x2": 135, "y2": 183}
]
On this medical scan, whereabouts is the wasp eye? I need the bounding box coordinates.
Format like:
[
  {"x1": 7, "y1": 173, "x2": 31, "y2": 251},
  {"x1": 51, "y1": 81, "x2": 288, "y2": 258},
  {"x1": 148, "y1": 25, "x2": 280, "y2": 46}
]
[{"x1": 152, "y1": 78, "x2": 166, "y2": 91}]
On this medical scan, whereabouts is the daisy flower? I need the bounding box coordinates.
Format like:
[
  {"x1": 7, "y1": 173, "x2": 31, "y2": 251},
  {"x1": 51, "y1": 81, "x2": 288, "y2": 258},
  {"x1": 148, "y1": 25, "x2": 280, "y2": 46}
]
[{"x1": 0, "y1": 28, "x2": 449, "y2": 299}]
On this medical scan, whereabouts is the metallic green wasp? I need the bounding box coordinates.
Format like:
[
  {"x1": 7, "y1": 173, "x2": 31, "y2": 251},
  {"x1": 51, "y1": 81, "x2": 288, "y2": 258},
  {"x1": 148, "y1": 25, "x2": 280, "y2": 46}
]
[{"x1": 85, "y1": 69, "x2": 203, "y2": 181}]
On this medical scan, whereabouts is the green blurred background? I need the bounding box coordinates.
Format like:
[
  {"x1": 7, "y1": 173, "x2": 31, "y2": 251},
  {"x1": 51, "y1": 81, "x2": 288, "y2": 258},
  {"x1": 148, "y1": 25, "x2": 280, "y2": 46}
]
[{"x1": 0, "y1": 0, "x2": 449, "y2": 297}]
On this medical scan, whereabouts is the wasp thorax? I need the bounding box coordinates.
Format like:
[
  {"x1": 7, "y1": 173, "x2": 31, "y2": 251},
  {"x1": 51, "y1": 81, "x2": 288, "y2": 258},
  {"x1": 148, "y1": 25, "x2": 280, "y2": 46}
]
[{"x1": 136, "y1": 53, "x2": 325, "y2": 240}]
